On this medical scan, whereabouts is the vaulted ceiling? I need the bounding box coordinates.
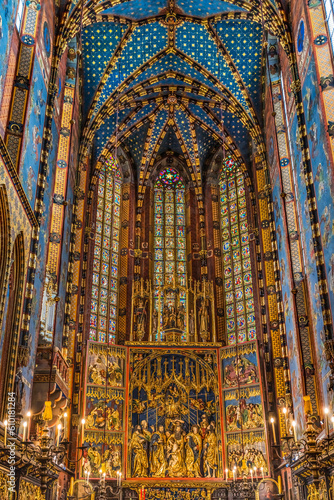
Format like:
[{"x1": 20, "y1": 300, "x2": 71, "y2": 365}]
[{"x1": 61, "y1": 0, "x2": 290, "y2": 182}]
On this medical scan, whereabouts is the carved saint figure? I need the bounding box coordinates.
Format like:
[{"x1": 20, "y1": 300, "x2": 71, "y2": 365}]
[
  {"x1": 203, "y1": 426, "x2": 218, "y2": 478},
  {"x1": 185, "y1": 425, "x2": 202, "y2": 477},
  {"x1": 163, "y1": 305, "x2": 170, "y2": 329},
  {"x1": 150, "y1": 425, "x2": 167, "y2": 477},
  {"x1": 189, "y1": 309, "x2": 195, "y2": 341},
  {"x1": 152, "y1": 309, "x2": 159, "y2": 337},
  {"x1": 135, "y1": 298, "x2": 147, "y2": 341},
  {"x1": 199, "y1": 299, "x2": 209, "y2": 340},
  {"x1": 167, "y1": 424, "x2": 187, "y2": 477},
  {"x1": 130, "y1": 426, "x2": 148, "y2": 477},
  {"x1": 177, "y1": 303, "x2": 186, "y2": 330}
]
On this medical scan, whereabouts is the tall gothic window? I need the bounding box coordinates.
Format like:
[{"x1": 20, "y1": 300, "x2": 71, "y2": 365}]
[
  {"x1": 89, "y1": 159, "x2": 122, "y2": 344},
  {"x1": 153, "y1": 168, "x2": 187, "y2": 339},
  {"x1": 219, "y1": 157, "x2": 256, "y2": 345}
]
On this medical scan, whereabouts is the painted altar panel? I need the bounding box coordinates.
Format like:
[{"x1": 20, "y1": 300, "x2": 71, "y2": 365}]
[
  {"x1": 82, "y1": 343, "x2": 127, "y2": 479},
  {"x1": 127, "y1": 348, "x2": 222, "y2": 479},
  {"x1": 220, "y1": 342, "x2": 268, "y2": 478}
]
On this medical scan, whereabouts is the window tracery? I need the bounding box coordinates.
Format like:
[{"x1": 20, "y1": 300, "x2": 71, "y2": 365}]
[
  {"x1": 89, "y1": 159, "x2": 122, "y2": 344},
  {"x1": 219, "y1": 158, "x2": 256, "y2": 345},
  {"x1": 153, "y1": 168, "x2": 187, "y2": 340}
]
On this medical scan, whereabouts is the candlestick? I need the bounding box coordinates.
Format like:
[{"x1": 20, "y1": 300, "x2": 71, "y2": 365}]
[
  {"x1": 119, "y1": 471, "x2": 122, "y2": 487},
  {"x1": 324, "y1": 407, "x2": 329, "y2": 436},
  {"x1": 253, "y1": 466, "x2": 257, "y2": 477},
  {"x1": 278, "y1": 476, "x2": 282, "y2": 494},
  {"x1": 26, "y1": 411, "x2": 31, "y2": 440},
  {"x1": 292, "y1": 420, "x2": 297, "y2": 442},
  {"x1": 99, "y1": 469, "x2": 103, "y2": 480},
  {"x1": 233, "y1": 466, "x2": 236, "y2": 481},
  {"x1": 225, "y1": 468, "x2": 228, "y2": 481},
  {"x1": 103, "y1": 472, "x2": 106, "y2": 487},
  {"x1": 57, "y1": 424, "x2": 62, "y2": 446},
  {"x1": 4, "y1": 420, "x2": 7, "y2": 447},
  {"x1": 270, "y1": 417, "x2": 276, "y2": 444},
  {"x1": 250, "y1": 468, "x2": 253, "y2": 484},
  {"x1": 23, "y1": 421, "x2": 27, "y2": 442},
  {"x1": 261, "y1": 467, "x2": 264, "y2": 480}
]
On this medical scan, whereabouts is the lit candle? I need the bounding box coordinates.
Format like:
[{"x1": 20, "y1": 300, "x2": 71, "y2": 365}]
[
  {"x1": 250, "y1": 468, "x2": 253, "y2": 484},
  {"x1": 99, "y1": 469, "x2": 103, "y2": 480},
  {"x1": 23, "y1": 421, "x2": 27, "y2": 442},
  {"x1": 103, "y1": 472, "x2": 106, "y2": 486},
  {"x1": 282, "y1": 407, "x2": 288, "y2": 430},
  {"x1": 253, "y1": 466, "x2": 256, "y2": 478},
  {"x1": 225, "y1": 468, "x2": 228, "y2": 481},
  {"x1": 26, "y1": 411, "x2": 31, "y2": 440},
  {"x1": 81, "y1": 418, "x2": 85, "y2": 440},
  {"x1": 270, "y1": 417, "x2": 276, "y2": 444},
  {"x1": 292, "y1": 420, "x2": 297, "y2": 442},
  {"x1": 261, "y1": 467, "x2": 264, "y2": 480},
  {"x1": 233, "y1": 466, "x2": 236, "y2": 481},
  {"x1": 63, "y1": 412, "x2": 68, "y2": 438},
  {"x1": 119, "y1": 472, "x2": 122, "y2": 487},
  {"x1": 57, "y1": 424, "x2": 62, "y2": 446},
  {"x1": 324, "y1": 407, "x2": 329, "y2": 435},
  {"x1": 4, "y1": 420, "x2": 7, "y2": 447},
  {"x1": 331, "y1": 415, "x2": 334, "y2": 432}
]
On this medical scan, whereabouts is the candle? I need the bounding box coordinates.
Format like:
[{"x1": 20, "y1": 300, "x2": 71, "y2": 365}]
[
  {"x1": 292, "y1": 420, "x2": 297, "y2": 442},
  {"x1": 64, "y1": 412, "x2": 68, "y2": 438},
  {"x1": 26, "y1": 411, "x2": 31, "y2": 440},
  {"x1": 270, "y1": 417, "x2": 276, "y2": 444},
  {"x1": 4, "y1": 420, "x2": 7, "y2": 447},
  {"x1": 225, "y1": 468, "x2": 228, "y2": 481},
  {"x1": 324, "y1": 407, "x2": 329, "y2": 435},
  {"x1": 103, "y1": 472, "x2": 106, "y2": 486},
  {"x1": 81, "y1": 418, "x2": 85, "y2": 440},
  {"x1": 282, "y1": 407, "x2": 288, "y2": 430},
  {"x1": 233, "y1": 466, "x2": 236, "y2": 481},
  {"x1": 99, "y1": 469, "x2": 103, "y2": 480},
  {"x1": 23, "y1": 421, "x2": 27, "y2": 442},
  {"x1": 253, "y1": 466, "x2": 256, "y2": 478},
  {"x1": 69, "y1": 477, "x2": 74, "y2": 495},
  {"x1": 57, "y1": 424, "x2": 62, "y2": 446},
  {"x1": 261, "y1": 467, "x2": 264, "y2": 480},
  {"x1": 331, "y1": 415, "x2": 334, "y2": 432},
  {"x1": 250, "y1": 468, "x2": 253, "y2": 484},
  {"x1": 278, "y1": 476, "x2": 282, "y2": 494},
  {"x1": 119, "y1": 472, "x2": 122, "y2": 487}
]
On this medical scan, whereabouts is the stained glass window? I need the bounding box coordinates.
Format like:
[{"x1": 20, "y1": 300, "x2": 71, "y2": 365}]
[
  {"x1": 154, "y1": 168, "x2": 187, "y2": 339},
  {"x1": 89, "y1": 159, "x2": 122, "y2": 344},
  {"x1": 219, "y1": 161, "x2": 256, "y2": 345}
]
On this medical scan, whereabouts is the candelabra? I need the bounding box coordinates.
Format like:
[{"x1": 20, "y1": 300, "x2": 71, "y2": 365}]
[
  {"x1": 278, "y1": 413, "x2": 334, "y2": 489},
  {"x1": 67, "y1": 473, "x2": 122, "y2": 500},
  {"x1": 0, "y1": 424, "x2": 87, "y2": 495}
]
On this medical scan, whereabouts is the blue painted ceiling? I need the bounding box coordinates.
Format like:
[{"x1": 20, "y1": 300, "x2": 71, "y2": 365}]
[{"x1": 78, "y1": 0, "x2": 267, "y2": 175}]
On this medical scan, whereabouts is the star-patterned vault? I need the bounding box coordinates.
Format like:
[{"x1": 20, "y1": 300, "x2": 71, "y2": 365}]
[{"x1": 62, "y1": 0, "x2": 289, "y2": 180}]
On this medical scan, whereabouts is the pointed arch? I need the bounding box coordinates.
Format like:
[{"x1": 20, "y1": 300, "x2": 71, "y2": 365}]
[{"x1": 0, "y1": 185, "x2": 11, "y2": 332}]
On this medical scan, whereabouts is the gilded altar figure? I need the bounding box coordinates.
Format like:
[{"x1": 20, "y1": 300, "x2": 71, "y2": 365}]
[
  {"x1": 185, "y1": 425, "x2": 202, "y2": 477},
  {"x1": 167, "y1": 424, "x2": 187, "y2": 477},
  {"x1": 135, "y1": 298, "x2": 147, "y2": 341},
  {"x1": 169, "y1": 305, "x2": 177, "y2": 328},
  {"x1": 163, "y1": 305, "x2": 170, "y2": 329},
  {"x1": 177, "y1": 304, "x2": 186, "y2": 330},
  {"x1": 203, "y1": 426, "x2": 218, "y2": 478},
  {"x1": 189, "y1": 310, "x2": 195, "y2": 341},
  {"x1": 130, "y1": 426, "x2": 149, "y2": 477},
  {"x1": 150, "y1": 425, "x2": 167, "y2": 477},
  {"x1": 199, "y1": 299, "x2": 209, "y2": 341},
  {"x1": 106, "y1": 406, "x2": 121, "y2": 430},
  {"x1": 152, "y1": 309, "x2": 159, "y2": 337}
]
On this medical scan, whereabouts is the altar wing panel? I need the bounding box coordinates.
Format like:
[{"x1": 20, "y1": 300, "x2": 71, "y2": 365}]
[
  {"x1": 220, "y1": 342, "x2": 269, "y2": 479},
  {"x1": 82, "y1": 343, "x2": 127, "y2": 479}
]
